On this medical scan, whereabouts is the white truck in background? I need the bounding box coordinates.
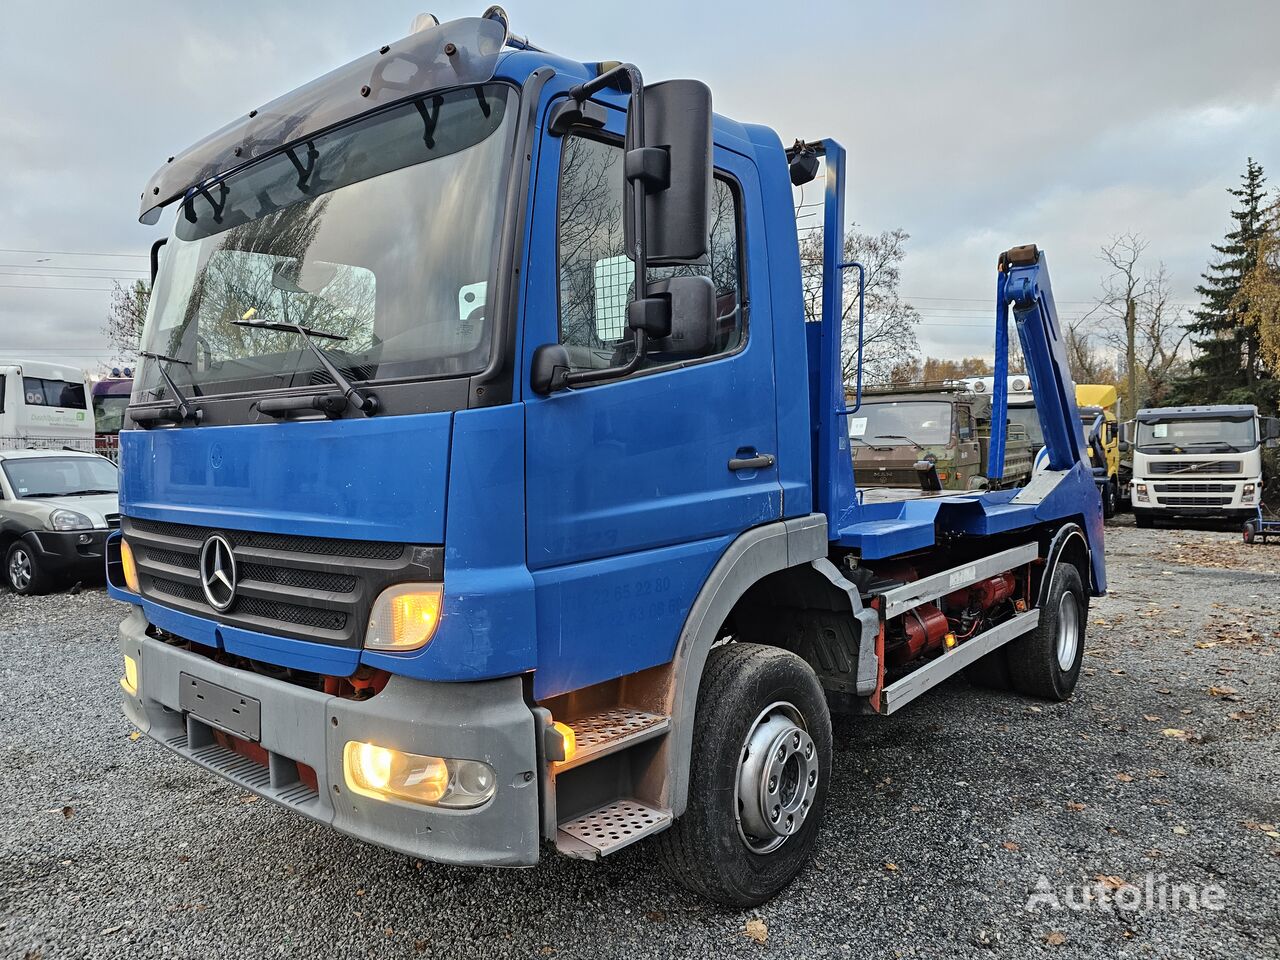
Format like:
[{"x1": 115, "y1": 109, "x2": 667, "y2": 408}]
[
  {"x1": 0, "y1": 360, "x2": 95, "y2": 450},
  {"x1": 1129, "y1": 404, "x2": 1279, "y2": 528}
]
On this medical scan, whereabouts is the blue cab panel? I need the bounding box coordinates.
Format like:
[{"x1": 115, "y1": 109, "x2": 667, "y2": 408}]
[{"x1": 119, "y1": 412, "x2": 452, "y2": 543}]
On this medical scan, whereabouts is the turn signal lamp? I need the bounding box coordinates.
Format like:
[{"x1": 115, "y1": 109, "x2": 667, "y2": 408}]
[
  {"x1": 120, "y1": 539, "x2": 141, "y2": 594},
  {"x1": 943, "y1": 632, "x2": 957, "y2": 650},
  {"x1": 365, "y1": 584, "x2": 444, "y2": 651},
  {"x1": 553, "y1": 720, "x2": 577, "y2": 763},
  {"x1": 342, "y1": 741, "x2": 495, "y2": 809},
  {"x1": 120, "y1": 654, "x2": 139, "y2": 696}
]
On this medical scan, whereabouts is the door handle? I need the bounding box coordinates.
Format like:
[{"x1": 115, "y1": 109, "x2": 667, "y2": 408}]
[{"x1": 728, "y1": 453, "x2": 776, "y2": 472}]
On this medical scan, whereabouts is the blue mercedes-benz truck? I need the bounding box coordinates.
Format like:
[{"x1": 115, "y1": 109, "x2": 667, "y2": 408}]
[{"x1": 109, "y1": 9, "x2": 1105, "y2": 906}]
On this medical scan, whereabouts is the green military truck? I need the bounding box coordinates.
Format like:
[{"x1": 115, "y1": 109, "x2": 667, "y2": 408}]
[{"x1": 849, "y1": 383, "x2": 1034, "y2": 494}]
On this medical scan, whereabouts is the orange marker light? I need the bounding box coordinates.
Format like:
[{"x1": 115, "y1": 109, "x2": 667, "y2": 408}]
[
  {"x1": 365, "y1": 584, "x2": 444, "y2": 651},
  {"x1": 120, "y1": 539, "x2": 140, "y2": 594},
  {"x1": 553, "y1": 720, "x2": 577, "y2": 763},
  {"x1": 944, "y1": 632, "x2": 957, "y2": 649}
]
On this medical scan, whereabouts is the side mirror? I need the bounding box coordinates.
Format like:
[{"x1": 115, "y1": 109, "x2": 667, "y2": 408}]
[
  {"x1": 624, "y1": 79, "x2": 713, "y2": 266},
  {"x1": 1263, "y1": 417, "x2": 1280, "y2": 441},
  {"x1": 530, "y1": 344, "x2": 571, "y2": 396},
  {"x1": 1119, "y1": 440, "x2": 1130, "y2": 453},
  {"x1": 630, "y1": 275, "x2": 716, "y2": 356}
]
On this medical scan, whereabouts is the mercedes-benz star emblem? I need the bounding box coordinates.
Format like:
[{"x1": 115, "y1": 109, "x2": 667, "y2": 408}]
[{"x1": 199, "y1": 534, "x2": 238, "y2": 612}]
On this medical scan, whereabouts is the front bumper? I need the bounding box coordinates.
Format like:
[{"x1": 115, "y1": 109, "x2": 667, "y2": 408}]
[
  {"x1": 1133, "y1": 479, "x2": 1260, "y2": 517},
  {"x1": 24, "y1": 528, "x2": 109, "y2": 578},
  {"x1": 118, "y1": 607, "x2": 541, "y2": 866}
]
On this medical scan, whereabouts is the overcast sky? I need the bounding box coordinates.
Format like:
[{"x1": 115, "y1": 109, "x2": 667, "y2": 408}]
[{"x1": 2, "y1": 0, "x2": 1278, "y2": 373}]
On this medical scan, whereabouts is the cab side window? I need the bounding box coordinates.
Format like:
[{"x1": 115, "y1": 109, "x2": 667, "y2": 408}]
[
  {"x1": 556, "y1": 133, "x2": 744, "y2": 373},
  {"x1": 957, "y1": 405, "x2": 974, "y2": 441}
]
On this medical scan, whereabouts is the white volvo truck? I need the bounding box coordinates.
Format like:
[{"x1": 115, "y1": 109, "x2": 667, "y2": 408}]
[{"x1": 1129, "y1": 405, "x2": 1278, "y2": 528}]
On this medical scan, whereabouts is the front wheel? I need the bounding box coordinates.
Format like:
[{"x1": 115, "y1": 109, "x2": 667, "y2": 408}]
[
  {"x1": 656, "y1": 644, "x2": 832, "y2": 907},
  {"x1": 1134, "y1": 509, "x2": 1155, "y2": 529},
  {"x1": 6, "y1": 540, "x2": 52, "y2": 595},
  {"x1": 1006, "y1": 562, "x2": 1087, "y2": 701}
]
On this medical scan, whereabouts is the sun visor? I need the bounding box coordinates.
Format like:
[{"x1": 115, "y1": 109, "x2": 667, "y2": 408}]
[{"x1": 138, "y1": 16, "x2": 506, "y2": 223}]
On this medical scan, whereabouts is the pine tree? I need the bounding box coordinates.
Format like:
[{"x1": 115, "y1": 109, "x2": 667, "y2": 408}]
[{"x1": 1172, "y1": 158, "x2": 1277, "y2": 409}]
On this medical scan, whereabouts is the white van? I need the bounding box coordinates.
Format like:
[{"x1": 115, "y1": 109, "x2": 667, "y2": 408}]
[{"x1": 0, "y1": 360, "x2": 95, "y2": 450}]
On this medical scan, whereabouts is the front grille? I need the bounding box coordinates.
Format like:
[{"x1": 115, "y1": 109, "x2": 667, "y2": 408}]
[
  {"x1": 1153, "y1": 483, "x2": 1236, "y2": 494},
  {"x1": 1148, "y1": 460, "x2": 1241, "y2": 475},
  {"x1": 128, "y1": 518, "x2": 406, "y2": 560},
  {"x1": 124, "y1": 517, "x2": 441, "y2": 648},
  {"x1": 1157, "y1": 496, "x2": 1233, "y2": 507}
]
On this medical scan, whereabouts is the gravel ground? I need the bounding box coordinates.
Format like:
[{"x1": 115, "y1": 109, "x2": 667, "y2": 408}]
[{"x1": 2, "y1": 520, "x2": 1278, "y2": 959}]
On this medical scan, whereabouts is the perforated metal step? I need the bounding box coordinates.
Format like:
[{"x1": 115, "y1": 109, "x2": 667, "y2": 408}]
[
  {"x1": 554, "y1": 707, "x2": 669, "y2": 772},
  {"x1": 558, "y1": 798, "x2": 672, "y2": 857}
]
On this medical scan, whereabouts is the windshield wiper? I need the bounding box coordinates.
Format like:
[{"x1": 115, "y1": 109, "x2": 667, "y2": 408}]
[
  {"x1": 873, "y1": 434, "x2": 926, "y2": 452},
  {"x1": 135, "y1": 351, "x2": 202, "y2": 425},
  {"x1": 230, "y1": 319, "x2": 378, "y2": 415},
  {"x1": 850, "y1": 436, "x2": 893, "y2": 452}
]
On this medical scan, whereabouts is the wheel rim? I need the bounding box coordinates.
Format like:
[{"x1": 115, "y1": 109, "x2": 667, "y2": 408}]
[
  {"x1": 9, "y1": 548, "x2": 32, "y2": 590},
  {"x1": 735, "y1": 701, "x2": 818, "y2": 854},
  {"x1": 1055, "y1": 590, "x2": 1080, "y2": 670}
]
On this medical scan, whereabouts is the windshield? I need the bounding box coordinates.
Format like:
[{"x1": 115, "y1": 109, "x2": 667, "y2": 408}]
[
  {"x1": 1136, "y1": 417, "x2": 1257, "y2": 452},
  {"x1": 93, "y1": 394, "x2": 130, "y2": 434},
  {"x1": 849, "y1": 401, "x2": 953, "y2": 446},
  {"x1": 1007, "y1": 405, "x2": 1043, "y2": 446},
  {"x1": 138, "y1": 82, "x2": 517, "y2": 402},
  {"x1": 2, "y1": 457, "x2": 118, "y2": 498}
]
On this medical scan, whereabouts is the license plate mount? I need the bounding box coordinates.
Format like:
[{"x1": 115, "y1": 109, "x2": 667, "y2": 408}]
[{"x1": 179, "y1": 673, "x2": 262, "y2": 741}]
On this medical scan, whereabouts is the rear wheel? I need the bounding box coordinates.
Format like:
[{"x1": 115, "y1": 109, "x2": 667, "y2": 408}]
[
  {"x1": 6, "y1": 540, "x2": 52, "y2": 595},
  {"x1": 656, "y1": 644, "x2": 832, "y2": 907},
  {"x1": 1102, "y1": 479, "x2": 1118, "y2": 519},
  {"x1": 1006, "y1": 562, "x2": 1086, "y2": 701}
]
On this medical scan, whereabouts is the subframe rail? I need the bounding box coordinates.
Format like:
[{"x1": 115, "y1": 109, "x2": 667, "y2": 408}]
[{"x1": 873, "y1": 543, "x2": 1041, "y2": 715}]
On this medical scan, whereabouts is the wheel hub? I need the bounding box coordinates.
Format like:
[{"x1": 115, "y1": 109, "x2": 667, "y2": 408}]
[
  {"x1": 736, "y1": 702, "x2": 818, "y2": 853},
  {"x1": 1056, "y1": 590, "x2": 1079, "y2": 670},
  {"x1": 9, "y1": 548, "x2": 32, "y2": 590}
]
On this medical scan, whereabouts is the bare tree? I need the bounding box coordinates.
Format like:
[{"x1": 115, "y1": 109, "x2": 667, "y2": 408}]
[
  {"x1": 797, "y1": 219, "x2": 920, "y2": 386},
  {"x1": 1090, "y1": 234, "x2": 1190, "y2": 410},
  {"x1": 1235, "y1": 197, "x2": 1280, "y2": 372},
  {"x1": 1064, "y1": 318, "x2": 1117, "y2": 385},
  {"x1": 103, "y1": 279, "x2": 150, "y2": 362}
]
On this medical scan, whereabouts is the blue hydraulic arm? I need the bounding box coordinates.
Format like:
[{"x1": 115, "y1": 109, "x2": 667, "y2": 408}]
[{"x1": 987, "y1": 245, "x2": 1088, "y2": 479}]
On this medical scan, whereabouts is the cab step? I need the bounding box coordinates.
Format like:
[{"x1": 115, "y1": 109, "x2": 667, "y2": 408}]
[
  {"x1": 554, "y1": 707, "x2": 669, "y2": 772},
  {"x1": 557, "y1": 798, "x2": 672, "y2": 858}
]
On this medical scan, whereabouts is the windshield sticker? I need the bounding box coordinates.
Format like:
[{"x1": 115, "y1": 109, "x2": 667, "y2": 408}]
[
  {"x1": 849, "y1": 416, "x2": 868, "y2": 437},
  {"x1": 1152, "y1": 424, "x2": 1168, "y2": 438}
]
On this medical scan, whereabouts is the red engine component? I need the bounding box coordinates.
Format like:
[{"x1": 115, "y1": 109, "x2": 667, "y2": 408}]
[
  {"x1": 889, "y1": 603, "x2": 949, "y2": 665},
  {"x1": 945, "y1": 571, "x2": 1016, "y2": 612}
]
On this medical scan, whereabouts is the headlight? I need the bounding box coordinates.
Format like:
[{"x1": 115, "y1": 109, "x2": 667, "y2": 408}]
[
  {"x1": 1243, "y1": 483, "x2": 1256, "y2": 501},
  {"x1": 342, "y1": 741, "x2": 495, "y2": 809},
  {"x1": 120, "y1": 539, "x2": 141, "y2": 594},
  {"x1": 1136, "y1": 483, "x2": 1149, "y2": 502},
  {"x1": 365, "y1": 583, "x2": 443, "y2": 651},
  {"x1": 48, "y1": 508, "x2": 93, "y2": 531}
]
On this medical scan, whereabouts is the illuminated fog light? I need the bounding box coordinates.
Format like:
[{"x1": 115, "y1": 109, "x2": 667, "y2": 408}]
[
  {"x1": 121, "y1": 654, "x2": 139, "y2": 696},
  {"x1": 342, "y1": 741, "x2": 495, "y2": 809}
]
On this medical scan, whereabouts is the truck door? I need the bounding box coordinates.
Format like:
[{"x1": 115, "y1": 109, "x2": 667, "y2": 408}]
[{"x1": 521, "y1": 107, "x2": 781, "y2": 697}]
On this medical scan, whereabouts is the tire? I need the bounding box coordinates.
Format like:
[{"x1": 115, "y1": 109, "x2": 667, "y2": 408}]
[
  {"x1": 6, "y1": 540, "x2": 52, "y2": 595},
  {"x1": 656, "y1": 643, "x2": 832, "y2": 907},
  {"x1": 1005, "y1": 562, "x2": 1086, "y2": 701},
  {"x1": 1134, "y1": 510, "x2": 1155, "y2": 529},
  {"x1": 1102, "y1": 480, "x2": 1118, "y2": 519},
  {"x1": 1243, "y1": 522, "x2": 1257, "y2": 545}
]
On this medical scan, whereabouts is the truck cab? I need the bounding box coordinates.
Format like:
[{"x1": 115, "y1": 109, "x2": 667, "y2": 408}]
[
  {"x1": 1075, "y1": 383, "x2": 1120, "y2": 518},
  {"x1": 108, "y1": 10, "x2": 1105, "y2": 907},
  {"x1": 850, "y1": 384, "x2": 1031, "y2": 493},
  {"x1": 1130, "y1": 404, "x2": 1278, "y2": 527},
  {"x1": 0, "y1": 360, "x2": 94, "y2": 450}
]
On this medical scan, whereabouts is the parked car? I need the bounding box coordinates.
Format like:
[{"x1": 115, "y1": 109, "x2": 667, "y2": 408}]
[{"x1": 0, "y1": 449, "x2": 119, "y2": 594}]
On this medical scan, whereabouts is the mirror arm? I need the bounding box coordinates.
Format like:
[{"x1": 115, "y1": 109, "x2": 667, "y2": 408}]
[{"x1": 149, "y1": 237, "x2": 168, "y2": 285}]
